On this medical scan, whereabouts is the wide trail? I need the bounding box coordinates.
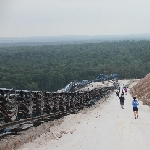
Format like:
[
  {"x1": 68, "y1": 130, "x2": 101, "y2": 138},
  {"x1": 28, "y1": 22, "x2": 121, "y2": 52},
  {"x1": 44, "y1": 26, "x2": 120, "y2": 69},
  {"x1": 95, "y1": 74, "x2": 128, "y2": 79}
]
[{"x1": 20, "y1": 81, "x2": 150, "y2": 150}]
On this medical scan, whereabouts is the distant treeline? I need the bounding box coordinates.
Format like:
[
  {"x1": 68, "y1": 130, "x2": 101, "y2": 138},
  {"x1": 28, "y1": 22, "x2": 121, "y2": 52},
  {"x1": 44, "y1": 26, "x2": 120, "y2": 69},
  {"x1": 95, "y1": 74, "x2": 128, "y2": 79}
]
[{"x1": 0, "y1": 40, "x2": 150, "y2": 91}]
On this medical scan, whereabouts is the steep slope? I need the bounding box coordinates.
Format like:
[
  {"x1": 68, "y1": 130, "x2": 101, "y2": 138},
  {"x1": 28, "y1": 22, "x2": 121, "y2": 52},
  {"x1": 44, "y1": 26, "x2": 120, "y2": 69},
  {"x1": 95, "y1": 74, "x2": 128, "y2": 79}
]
[{"x1": 131, "y1": 73, "x2": 150, "y2": 105}]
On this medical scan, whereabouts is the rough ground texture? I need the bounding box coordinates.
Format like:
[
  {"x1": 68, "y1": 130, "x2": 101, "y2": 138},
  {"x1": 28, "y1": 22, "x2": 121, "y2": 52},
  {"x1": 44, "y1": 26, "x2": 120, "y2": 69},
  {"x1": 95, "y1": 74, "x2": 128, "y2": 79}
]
[
  {"x1": 131, "y1": 74, "x2": 150, "y2": 105},
  {"x1": 2, "y1": 79, "x2": 150, "y2": 150},
  {"x1": 19, "y1": 79, "x2": 150, "y2": 150},
  {"x1": 0, "y1": 120, "x2": 64, "y2": 150},
  {"x1": 0, "y1": 81, "x2": 113, "y2": 150}
]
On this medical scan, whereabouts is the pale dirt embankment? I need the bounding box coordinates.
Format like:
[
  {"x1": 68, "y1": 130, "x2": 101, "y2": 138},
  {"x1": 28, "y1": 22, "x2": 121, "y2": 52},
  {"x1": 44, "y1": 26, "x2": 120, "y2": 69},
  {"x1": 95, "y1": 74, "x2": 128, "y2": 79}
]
[
  {"x1": 20, "y1": 79, "x2": 150, "y2": 150},
  {"x1": 131, "y1": 74, "x2": 150, "y2": 106}
]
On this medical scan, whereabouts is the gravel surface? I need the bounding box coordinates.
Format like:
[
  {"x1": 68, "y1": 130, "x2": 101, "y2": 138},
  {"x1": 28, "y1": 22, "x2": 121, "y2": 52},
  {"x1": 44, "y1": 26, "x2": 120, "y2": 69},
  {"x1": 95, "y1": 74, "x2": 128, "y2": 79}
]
[{"x1": 19, "y1": 79, "x2": 150, "y2": 150}]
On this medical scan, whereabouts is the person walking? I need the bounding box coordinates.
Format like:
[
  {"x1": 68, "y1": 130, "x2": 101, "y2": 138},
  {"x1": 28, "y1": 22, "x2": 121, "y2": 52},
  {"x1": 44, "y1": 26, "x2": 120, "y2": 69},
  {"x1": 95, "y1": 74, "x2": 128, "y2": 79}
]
[
  {"x1": 119, "y1": 93, "x2": 125, "y2": 109},
  {"x1": 132, "y1": 96, "x2": 139, "y2": 119},
  {"x1": 118, "y1": 86, "x2": 125, "y2": 97},
  {"x1": 124, "y1": 87, "x2": 127, "y2": 95},
  {"x1": 116, "y1": 90, "x2": 119, "y2": 97}
]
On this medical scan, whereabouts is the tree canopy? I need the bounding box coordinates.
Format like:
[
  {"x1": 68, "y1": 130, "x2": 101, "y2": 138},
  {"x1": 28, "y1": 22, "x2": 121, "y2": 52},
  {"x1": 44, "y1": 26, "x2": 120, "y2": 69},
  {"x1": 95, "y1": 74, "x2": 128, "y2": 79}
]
[{"x1": 0, "y1": 40, "x2": 150, "y2": 91}]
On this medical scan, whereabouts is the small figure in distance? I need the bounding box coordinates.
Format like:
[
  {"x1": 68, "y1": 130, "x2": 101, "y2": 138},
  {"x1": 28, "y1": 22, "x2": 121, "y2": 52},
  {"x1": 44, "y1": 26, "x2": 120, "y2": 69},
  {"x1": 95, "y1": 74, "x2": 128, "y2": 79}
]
[
  {"x1": 123, "y1": 86, "x2": 127, "y2": 95},
  {"x1": 118, "y1": 87, "x2": 120, "y2": 93},
  {"x1": 121, "y1": 86, "x2": 125, "y2": 96},
  {"x1": 116, "y1": 90, "x2": 119, "y2": 97},
  {"x1": 132, "y1": 96, "x2": 139, "y2": 119},
  {"x1": 124, "y1": 86, "x2": 127, "y2": 95},
  {"x1": 119, "y1": 93, "x2": 125, "y2": 109}
]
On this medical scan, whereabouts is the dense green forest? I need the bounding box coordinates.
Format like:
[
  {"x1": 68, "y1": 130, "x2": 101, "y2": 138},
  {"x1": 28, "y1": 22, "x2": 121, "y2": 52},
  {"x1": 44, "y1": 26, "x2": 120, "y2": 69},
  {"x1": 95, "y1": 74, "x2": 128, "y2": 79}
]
[{"x1": 0, "y1": 40, "x2": 150, "y2": 91}]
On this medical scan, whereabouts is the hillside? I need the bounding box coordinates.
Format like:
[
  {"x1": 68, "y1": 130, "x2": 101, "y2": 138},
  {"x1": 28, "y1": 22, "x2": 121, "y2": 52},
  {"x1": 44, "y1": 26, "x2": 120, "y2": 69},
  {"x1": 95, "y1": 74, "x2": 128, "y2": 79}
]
[
  {"x1": 0, "y1": 40, "x2": 150, "y2": 91},
  {"x1": 131, "y1": 74, "x2": 150, "y2": 106}
]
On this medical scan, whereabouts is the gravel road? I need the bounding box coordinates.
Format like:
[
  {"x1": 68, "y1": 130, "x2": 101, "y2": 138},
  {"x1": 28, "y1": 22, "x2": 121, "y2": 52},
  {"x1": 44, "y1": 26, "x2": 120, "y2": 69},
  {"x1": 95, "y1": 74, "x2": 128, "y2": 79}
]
[{"x1": 20, "y1": 80, "x2": 150, "y2": 150}]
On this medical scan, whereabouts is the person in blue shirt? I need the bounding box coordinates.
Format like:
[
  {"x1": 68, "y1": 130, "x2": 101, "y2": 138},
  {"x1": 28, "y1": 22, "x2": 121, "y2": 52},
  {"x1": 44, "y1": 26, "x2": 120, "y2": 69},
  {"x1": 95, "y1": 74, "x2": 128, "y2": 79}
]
[{"x1": 132, "y1": 96, "x2": 139, "y2": 119}]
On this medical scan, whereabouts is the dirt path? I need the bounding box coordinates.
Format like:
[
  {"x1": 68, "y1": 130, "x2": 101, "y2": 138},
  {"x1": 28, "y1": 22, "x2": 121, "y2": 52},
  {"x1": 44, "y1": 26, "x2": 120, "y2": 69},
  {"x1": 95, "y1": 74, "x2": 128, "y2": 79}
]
[{"x1": 20, "y1": 80, "x2": 150, "y2": 150}]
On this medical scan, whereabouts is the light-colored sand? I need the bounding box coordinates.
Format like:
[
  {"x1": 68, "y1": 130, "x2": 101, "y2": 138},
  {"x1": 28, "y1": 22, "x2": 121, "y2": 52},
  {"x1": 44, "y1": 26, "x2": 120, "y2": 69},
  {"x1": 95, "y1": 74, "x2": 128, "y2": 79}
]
[
  {"x1": 20, "y1": 79, "x2": 150, "y2": 150},
  {"x1": 78, "y1": 80, "x2": 114, "y2": 91},
  {"x1": 127, "y1": 79, "x2": 140, "y2": 89}
]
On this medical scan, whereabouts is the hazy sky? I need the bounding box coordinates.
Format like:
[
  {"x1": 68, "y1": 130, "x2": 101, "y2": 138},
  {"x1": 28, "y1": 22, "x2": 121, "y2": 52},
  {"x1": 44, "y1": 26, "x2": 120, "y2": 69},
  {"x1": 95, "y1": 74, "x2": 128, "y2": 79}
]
[{"x1": 1, "y1": 0, "x2": 150, "y2": 37}]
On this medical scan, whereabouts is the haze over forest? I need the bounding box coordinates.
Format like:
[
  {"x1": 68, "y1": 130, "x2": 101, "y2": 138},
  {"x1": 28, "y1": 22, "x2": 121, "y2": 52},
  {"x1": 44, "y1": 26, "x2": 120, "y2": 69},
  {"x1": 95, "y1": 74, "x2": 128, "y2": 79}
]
[
  {"x1": 1, "y1": 0, "x2": 150, "y2": 91},
  {"x1": 0, "y1": 34, "x2": 150, "y2": 47},
  {"x1": 0, "y1": 40, "x2": 150, "y2": 91}
]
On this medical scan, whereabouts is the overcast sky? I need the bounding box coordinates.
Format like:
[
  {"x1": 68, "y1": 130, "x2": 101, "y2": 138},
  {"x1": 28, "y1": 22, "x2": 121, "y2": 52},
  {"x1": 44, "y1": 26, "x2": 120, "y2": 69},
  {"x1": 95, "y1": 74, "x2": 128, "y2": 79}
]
[{"x1": 0, "y1": 0, "x2": 150, "y2": 37}]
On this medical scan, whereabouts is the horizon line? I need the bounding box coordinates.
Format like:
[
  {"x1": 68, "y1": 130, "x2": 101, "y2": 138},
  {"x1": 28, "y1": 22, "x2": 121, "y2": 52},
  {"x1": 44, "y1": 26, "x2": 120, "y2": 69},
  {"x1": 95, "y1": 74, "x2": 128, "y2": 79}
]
[{"x1": 1, "y1": 33, "x2": 150, "y2": 39}]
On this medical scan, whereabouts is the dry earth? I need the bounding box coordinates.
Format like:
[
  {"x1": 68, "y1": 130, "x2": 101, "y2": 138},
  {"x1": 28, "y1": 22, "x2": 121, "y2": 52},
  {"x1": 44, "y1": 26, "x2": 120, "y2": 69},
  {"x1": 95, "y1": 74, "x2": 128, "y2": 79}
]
[
  {"x1": 19, "y1": 79, "x2": 150, "y2": 150},
  {"x1": 0, "y1": 80, "x2": 114, "y2": 150},
  {"x1": 131, "y1": 74, "x2": 150, "y2": 105},
  {"x1": 2, "y1": 79, "x2": 150, "y2": 150}
]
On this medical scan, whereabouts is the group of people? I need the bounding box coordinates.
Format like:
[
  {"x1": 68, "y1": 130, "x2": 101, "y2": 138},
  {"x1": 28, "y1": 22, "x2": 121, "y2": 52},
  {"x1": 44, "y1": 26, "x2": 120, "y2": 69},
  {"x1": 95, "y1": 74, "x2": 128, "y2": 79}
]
[{"x1": 116, "y1": 85, "x2": 139, "y2": 119}]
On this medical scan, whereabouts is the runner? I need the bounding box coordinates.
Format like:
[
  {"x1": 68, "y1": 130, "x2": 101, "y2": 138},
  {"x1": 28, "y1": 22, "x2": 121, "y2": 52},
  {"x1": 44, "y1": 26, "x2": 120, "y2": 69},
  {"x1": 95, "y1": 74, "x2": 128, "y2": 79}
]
[
  {"x1": 118, "y1": 86, "x2": 120, "y2": 93},
  {"x1": 119, "y1": 93, "x2": 125, "y2": 109},
  {"x1": 132, "y1": 96, "x2": 139, "y2": 119},
  {"x1": 121, "y1": 85, "x2": 125, "y2": 95},
  {"x1": 124, "y1": 87, "x2": 127, "y2": 95},
  {"x1": 118, "y1": 85, "x2": 125, "y2": 97},
  {"x1": 116, "y1": 90, "x2": 119, "y2": 97}
]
